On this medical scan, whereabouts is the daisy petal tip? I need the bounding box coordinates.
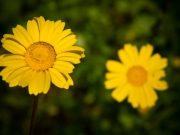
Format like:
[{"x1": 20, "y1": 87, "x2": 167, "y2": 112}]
[
  {"x1": 147, "y1": 44, "x2": 153, "y2": 49},
  {"x1": 64, "y1": 87, "x2": 69, "y2": 90},
  {"x1": 106, "y1": 60, "x2": 112, "y2": 67},
  {"x1": 1, "y1": 38, "x2": 5, "y2": 43},
  {"x1": 34, "y1": 92, "x2": 38, "y2": 96},
  {"x1": 19, "y1": 85, "x2": 23, "y2": 88},
  {"x1": 64, "y1": 82, "x2": 69, "y2": 89},
  {"x1": 9, "y1": 83, "x2": 13, "y2": 87},
  {"x1": 43, "y1": 90, "x2": 48, "y2": 94},
  {"x1": 104, "y1": 81, "x2": 108, "y2": 88},
  {"x1": 28, "y1": 92, "x2": 32, "y2": 95},
  {"x1": 131, "y1": 104, "x2": 138, "y2": 109},
  {"x1": 146, "y1": 43, "x2": 153, "y2": 47},
  {"x1": 124, "y1": 43, "x2": 133, "y2": 47},
  {"x1": 81, "y1": 54, "x2": 85, "y2": 58}
]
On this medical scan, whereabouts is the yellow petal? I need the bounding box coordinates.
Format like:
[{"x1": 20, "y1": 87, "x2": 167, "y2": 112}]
[
  {"x1": 1, "y1": 38, "x2": 5, "y2": 43},
  {"x1": 154, "y1": 58, "x2": 168, "y2": 71},
  {"x1": 1, "y1": 55, "x2": 24, "y2": 61},
  {"x1": 48, "y1": 68, "x2": 66, "y2": 88},
  {"x1": 60, "y1": 46, "x2": 84, "y2": 54},
  {"x1": 118, "y1": 48, "x2": 132, "y2": 67},
  {"x1": 124, "y1": 44, "x2": 138, "y2": 64},
  {"x1": 50, "y1": 22, "x2": 65, "y2": 45},
  {"x1": 0, "y1": 64, "x2": 27, "y2": 80},
  {"x1": 53, "y1": 61, "x2": 74, "y2": 69},
  {"x1": 3, "y1": 34, "x2": 14, "y2": 38},
  {"x1": 1, "y1": 55, "x2": 26, "y2": 66},
  {"x1": 64, "y1": 82, "x2": 69, "y2": 89},
  {"x1": 54, "y1": 35, "x2": 76, "y2": 48},
  {"x1": 1, "y1": 37, "x2": 6, "y2": 43},
  {"x1": 53, "y1": 29, "x2": 72, "y2": 46},
  {"x1": 139, "y1": 44, "x2": 153, "y2": 64},
  {"x1": 139, "y1": 87, "x2": 148, "y2": 108},
  {"x1": 53, "y1": 64, "x2": 73, "y2": 73},
  {"x1": 28, "y1": 70, "x2": 50, "y2": 95},
  {"x1": 28, "y1": 75, "x2": 38, "y2": 95},
  {"x1": 40, "y1": 20, "x2": 55, "y2": 43},
  {"x1": 153, "y1": 70, "x2": 166, "y2": 79},
  {"x1": 35, "y1": 16, "x2": 45, "y2": 32},
  {"x1": 106, "y1": 60, "x2": 127, "y2": 73},
  {"x1": 9, "y1": 80, "x2": 19, "y2": 87},
  {"x1": 105, "y1": 76, "x2": 127, "y2": 89},
  {"x1": 2, "y1": 34, "x2": 22, "y2": 45},
  {"x1": 0, "y1": 55, "x2": 5, "y2": 66},
  {"x1": 13, "y1": 25, "x2": 33, "y2": 48},
  {"x1": 55, "y1": 20, "x2": 62, "y2": 27},
  {"x1": 3, "y1": 40, "x2": 26, "y2": 55},
  {"x1": 81, "y1": 53, "x2": 85, "y2": 58},
  {"x1": 56, "y1": 57, "x2": 80, "y2": 64},
  {"x1": 19, "y1": 69, "x2": 36, "y2": 87},
  {"x1": 111, "y1": 83, "x2": 131, "y2": 102},
  {"x1": 62, "y1": 73, "x2": 74, "y2": 85},
  {"x1": 6, "y1": 67, "x2": 30, "y2": 87},
  {"x1": 36, "y1": 71, "x2": 46, "y2": 93},
  {"x1": 127, "y1": 87, "x2": 139, "y2": 108},
  {"x1": 55, "y1": 38, "x2": 77, "y2": 54},
  {"x1": 143, "y1": 84, "x2": 157, "y2": 107},
  {"x1": 105, "y1": 72, "x2": 122, "y2": 79},
  {"x1": 1, "y1": 60, "x2": 26, "y2": 67},
  {"x1": 151, "y1": 80, "x2": 168, "y2": 91},
  {"x1": 148, "y1": 57, "x2": 168, "y2": 72},
  {"x1": 43, "y1": 70, "x2": 51, "y2": 94},
  {"x1": 27, "y1": 20, "x2": 39, "y2": 42},
  {"x1": 56, "y1": 52, "x2": 81, "y2": 59}
]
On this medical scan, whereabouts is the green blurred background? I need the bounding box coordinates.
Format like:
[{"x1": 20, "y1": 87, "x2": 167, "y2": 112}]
[{"x1": 0, "y1": 0, "x2": 180, "y2": 135}]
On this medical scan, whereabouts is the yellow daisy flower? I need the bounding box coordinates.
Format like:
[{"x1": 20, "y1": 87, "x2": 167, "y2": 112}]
[
  {"x1": 105, "y1": 44, "x2": 168, "y2": 108},
  {"x1": 0, "y1": 16, "x2": 85, "y2": 95}
]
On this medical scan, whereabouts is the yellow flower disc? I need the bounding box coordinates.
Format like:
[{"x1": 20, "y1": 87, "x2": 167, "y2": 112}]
[
  {"x1": 127, "y1": 66, "x2": 147, "y2": 86},
  {"x1": 25, "y1": 42, "x2": 56, "y2": 70}
]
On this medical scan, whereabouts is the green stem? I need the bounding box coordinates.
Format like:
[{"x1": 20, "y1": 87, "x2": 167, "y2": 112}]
[{"x1": 29, "y1": 95, "x2": 39, "y2": 135}]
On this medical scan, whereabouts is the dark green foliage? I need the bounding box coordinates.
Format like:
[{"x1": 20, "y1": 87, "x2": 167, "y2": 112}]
[{"x1": 0, "y1": 0, "x2": 180, "y2": 134}]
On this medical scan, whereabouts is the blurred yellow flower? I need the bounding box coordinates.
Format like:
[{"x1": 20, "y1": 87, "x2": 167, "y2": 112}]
[
  {"x1": 0, "y1": 16, "x2": 85, "y2": 95},
  {"x1": 105, "y1": 44, "x2": 168, "y2": 108}
]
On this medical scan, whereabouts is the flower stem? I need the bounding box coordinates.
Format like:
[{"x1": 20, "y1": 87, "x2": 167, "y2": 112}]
[{"x1": 29, "y1": 95, "x2": 39, "y2": 135}]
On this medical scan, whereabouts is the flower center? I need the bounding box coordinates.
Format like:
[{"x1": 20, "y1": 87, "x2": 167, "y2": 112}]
[
  {"x1": 127, "y1": 66, "x2": 147, "y2": 86},
  {"x1": 25, "y1": 42, "x2": 56, "y2": 70}
]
